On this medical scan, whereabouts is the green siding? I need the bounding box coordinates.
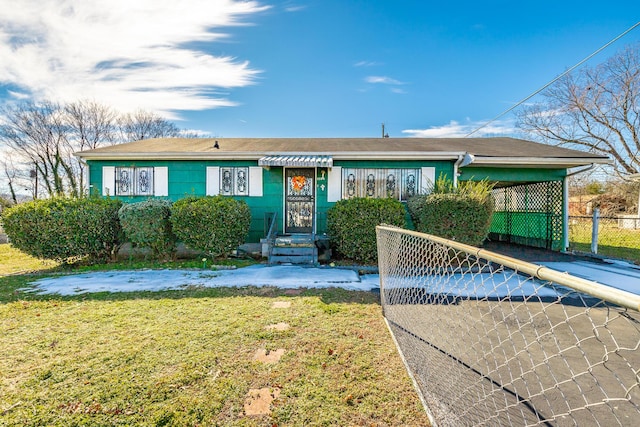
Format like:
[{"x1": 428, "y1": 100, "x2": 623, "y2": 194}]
[
  {"x1": 88, "y1": 159, "x2": 452, "y2": 243},
  {"x1": 251, "y1": 166, "x2": 283, "y2": 242},
  {"x1": 459, "y1": 166, "x2": 566, "y2": 183},
  {"x1": 316, "y1": 167, "x2": 330, "y2": 235},
  {"x1": 88, "y1": 160, "x2": 284, "y2": 243},
  {"x1": 88, "y1": 159, "x2": 567, "y2": 249}
]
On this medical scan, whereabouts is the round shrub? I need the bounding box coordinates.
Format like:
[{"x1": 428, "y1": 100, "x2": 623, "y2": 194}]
[
  {"x1": 170, "y1": 196, "x2": 251, "y2": 258},
  {"x1": 408, "y1": 193, "x2": 493, "y2": 246},
  {"x1": 327, "y1": 197, "x2": 406, "y2": 264},
  {"x1": 1, "y1": 197, "x2": 123, "y2": 262},
  {"x1": 118, "y1": 199, "x2": 176, "y2": 259}
]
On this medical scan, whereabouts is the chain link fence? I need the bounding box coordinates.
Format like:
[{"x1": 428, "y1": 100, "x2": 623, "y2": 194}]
[
  {"x1": 376, "y1": 225, "x2": 640, "y2": 426},
  {"x1": 569, "y1": 213, "x2": 640, "y2": 264}
]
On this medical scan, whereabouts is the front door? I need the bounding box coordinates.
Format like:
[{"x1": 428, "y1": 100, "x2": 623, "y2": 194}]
[{"x1": 285, "y1": 168, "x2": 315, "y2": 234}]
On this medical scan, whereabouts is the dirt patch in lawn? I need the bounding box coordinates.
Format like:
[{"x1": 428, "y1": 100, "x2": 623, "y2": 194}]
[
  {"x1": 244, "y1": 387, "x2": 281, "y2": 416},
  {"x1": 253, "y1": 348, "x2": 286, "y2": 364},
  {"x1": 266, "y1": 322, "x2": 290, "y2": 331}
]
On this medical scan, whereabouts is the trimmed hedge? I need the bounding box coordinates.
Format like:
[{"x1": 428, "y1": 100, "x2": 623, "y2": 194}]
[
  {"x1": 170, "y1": 196, "x2": 251, "y2": 258},
  {"x1": 407, "y1": 179, "x2": 494, "y2": 246},
  {"x1": 1, "y1": 197, "x2": 123, "y2": 262},
  {"x1": 327, "y1": 197, "x2": 406, "y2": 264},
  {"x1": 118, "y1": 199, "x2": 176, "y2": 259}
]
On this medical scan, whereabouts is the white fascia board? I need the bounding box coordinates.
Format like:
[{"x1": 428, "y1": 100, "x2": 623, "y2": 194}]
[
  {"x1": 76, "y1": 152, "x2": 265, "y2": 161},
  {"x1": 331, "y1": 152, "x2": 465, "y2": 160},
  {"x1": 470, "y1": 157, "x2": 612, "y2": 167},
  {"x1": 76, "y1": 151, "x2": 468, "y2": 162}
]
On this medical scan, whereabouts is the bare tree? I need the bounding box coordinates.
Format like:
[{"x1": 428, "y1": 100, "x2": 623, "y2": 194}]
[
  {"x1": 118, "y1": 110, "x2": 181, "y2": 142},
  {"x1": 517, "y1": 43, "x2": 640, "y2": 179},
  {"x1": 0, "y1": 101, "x2": 74, "y2": 197},
  {"x1": 65, "y1": 100, "x2": 118, "y2": 150},
  {"x1": 64, "y1": 100, "x2": 118, "y2": 191},
  {"x1": 1, "y1": 154, "x2": 21, "y2": 203},
  {"x1": 0, "y1": 100, "x2": 197, "y2": 198}
]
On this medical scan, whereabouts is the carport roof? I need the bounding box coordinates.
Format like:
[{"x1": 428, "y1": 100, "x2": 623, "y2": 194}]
[{"x1": 76, "y1": 137, "x2": 610, "y2": 168}]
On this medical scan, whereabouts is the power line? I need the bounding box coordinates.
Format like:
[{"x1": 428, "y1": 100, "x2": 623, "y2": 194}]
[{"x1": 465, "y1": 21, "x2": 640, "y2": 137}]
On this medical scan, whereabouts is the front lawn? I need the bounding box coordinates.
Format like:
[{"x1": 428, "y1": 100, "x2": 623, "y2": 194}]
[{"x1": 0, "y1": 246, "x2": 430, "y2": 426}]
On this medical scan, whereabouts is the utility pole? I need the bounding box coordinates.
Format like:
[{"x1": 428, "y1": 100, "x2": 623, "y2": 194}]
[{"x1": 30, "y1": 164, "x2": 38, "y2": 199}]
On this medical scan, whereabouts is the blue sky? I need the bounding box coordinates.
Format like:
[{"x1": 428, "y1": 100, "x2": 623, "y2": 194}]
[{"x1": 1, "y1": 0, "x2": 639, "y2": 138}]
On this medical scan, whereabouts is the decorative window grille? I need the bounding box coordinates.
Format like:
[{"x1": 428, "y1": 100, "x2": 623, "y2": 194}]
[
  {"x1": 341, "y1": 168, "x2": 420, "y2": 201},
  {"x1": 220, "y1": 167, "x2": 249, "y2": 196},
  {"x1": 115, "y1": 167, "x2": 154, "y2": 196}
]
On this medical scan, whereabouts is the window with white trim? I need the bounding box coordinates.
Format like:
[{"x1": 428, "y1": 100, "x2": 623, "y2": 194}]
[
  {"x1": 115, "y1": 167, "x2": 154, "y2": 196},
  {"x1": 341, "y1": 168, "x2": 421, "y2": 201},
  {"x1": 220, "y1": 167, "x2": 249, "y2": 196}
]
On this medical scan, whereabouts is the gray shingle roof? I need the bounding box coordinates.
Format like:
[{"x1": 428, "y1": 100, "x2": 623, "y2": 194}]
[{"x1": 76, "y1": 137, "x2": 610, "y2": 167}]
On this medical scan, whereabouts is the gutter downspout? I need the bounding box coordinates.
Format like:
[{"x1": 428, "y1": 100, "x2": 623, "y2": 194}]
[
  {"x1": 453, "y1": 155, "x2": 464, "y2": 187},
  {"x1": 453, "y1": 153, "x2": 475, "y2": 187},
  {"x1": 563, "y1": 163, "x2": 597, "y2": 252}
]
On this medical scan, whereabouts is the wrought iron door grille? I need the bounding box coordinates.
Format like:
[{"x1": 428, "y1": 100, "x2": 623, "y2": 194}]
[{"x1": 285, "y1": 168, "x2": 315, "y2": 233}]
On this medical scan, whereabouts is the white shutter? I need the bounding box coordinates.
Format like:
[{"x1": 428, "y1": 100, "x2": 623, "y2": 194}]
[
  {"x1": 249, "y1": 167, "x2": 263, "y2": 197},
  {"x1": 327, "y1": 166, "x2": 342, "y2": 202},
  {"x1": 421, "y1": 167, "x2": 436, "y2": 194},
  {"x1": 154, "y1": 167, "x2": 168, "y2": 196},
  {"x1": 206, "y1": 167, "x2": 220, "y2": 196},
  {"x1": 102, "y1": 166, "x2": 115, "y2": 196}
]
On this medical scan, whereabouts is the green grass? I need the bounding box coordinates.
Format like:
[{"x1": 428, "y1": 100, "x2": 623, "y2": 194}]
[
  {"x1": 0, "y1": 244, "x2": 60, "y2": 276},
  {"x1": 569, "y1": 219, "x2": 640, "y2": 264},
  {"x1": 0, "y1": 246, "x2": 430, "y2": 426}
]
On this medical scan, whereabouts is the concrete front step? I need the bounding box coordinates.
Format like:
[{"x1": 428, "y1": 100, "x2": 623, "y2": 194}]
[
  {"x1": 271, "y1": 247, "x2": 316, "y2": 256},
  {"x1": 269, "y1": 255, "x2": 316, "y2": 265},
  {"x1": 269, "y1": 234, "x2": 318, "y2": 265},
  {"x1": 273, "y1": 234, "x2": 315, "y2": 248}
]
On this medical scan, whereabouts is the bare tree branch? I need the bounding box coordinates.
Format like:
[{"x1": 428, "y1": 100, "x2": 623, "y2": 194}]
[
  {"x1": 1, "y1": 100, "x2": 200, "y2": 198},
  {"x1": 517, "y1": 43, "x2": 640, "y2": 178}
]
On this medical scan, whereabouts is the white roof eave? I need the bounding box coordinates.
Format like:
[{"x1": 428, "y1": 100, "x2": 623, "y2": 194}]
[
  {"x1": 468, "y1": 156, "x2": 612, "y2": 167},
  {"x1": 75, "y1": 151, "x2": 469, "y2": 161}
]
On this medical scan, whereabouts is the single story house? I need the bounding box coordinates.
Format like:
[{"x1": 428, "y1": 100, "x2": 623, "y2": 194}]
[{"x1": 75, "y1": 137, "x2": 610, "y2": 258}]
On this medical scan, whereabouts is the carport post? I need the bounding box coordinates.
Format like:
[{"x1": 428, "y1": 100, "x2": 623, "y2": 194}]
[
  {"x1": 563, "y1": 177, "x2": 569, "y2": 251},
  {"x1": 591, "y1": 208, "x2": 599, "y2": 254}
]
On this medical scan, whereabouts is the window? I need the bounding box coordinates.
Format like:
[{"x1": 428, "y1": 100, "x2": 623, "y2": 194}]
[
  {"x1": 341, "y1": 168, "x2": 421, "y2": 201},
  {"x1": 102, "y1": 166, "x2": 168, "y2": 197},
  {"x1": 220, "y1": 167, "x2": 249, "y2": 196},
  {"x1": 115, "y1": 167, "x2": 154, "y2": 196}
]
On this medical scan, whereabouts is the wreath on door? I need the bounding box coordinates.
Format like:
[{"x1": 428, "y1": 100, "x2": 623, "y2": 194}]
[{"x1": 291, "y1": 175, "x2": 307, "y2": 191}]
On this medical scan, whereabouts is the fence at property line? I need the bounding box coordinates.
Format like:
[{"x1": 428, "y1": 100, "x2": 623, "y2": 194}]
[
  {"x1": 376, "y1": 225, "x2": 640, "y2": 427},
  {"x1": 569, "y1": 210, "x2": 640, "y2": 264}
]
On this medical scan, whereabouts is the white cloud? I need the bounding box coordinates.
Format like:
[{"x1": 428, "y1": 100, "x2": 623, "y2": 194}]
[
  {"x1": 402, "y1": 119, "x2": 516, "y2": 138},
  {"x1": 7, "y1": 90, "x2": 30, "y2": 99},
  {"x1": 354, "y1": 60, "x2": 381, "y2": 67},
  {"x1": 284, "y1": 4, "x2": 306, "y2": 12},
  {"x1": 365, "y1": 76, "x2": 405, "y2": 85},
  {"x1": 0, "y1": 0, "x2": 269, "y2": 117}
]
